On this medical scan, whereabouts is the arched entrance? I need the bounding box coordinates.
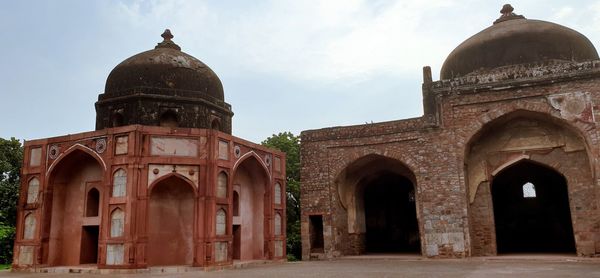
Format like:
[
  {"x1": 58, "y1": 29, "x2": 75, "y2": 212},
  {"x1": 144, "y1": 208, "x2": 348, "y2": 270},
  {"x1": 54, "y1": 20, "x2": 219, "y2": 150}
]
[
  {"x1": 363, "y1": 172, "x2": 419, "y2": 253},
  {"x1": 45, "y1": 149, "x2": 103, "y2": 266},
  {"x1": 232, "y1": 155, "x2": 269, "y2": 260},
  {"x1": 147, "y1": 175, "x2": 195, "y2": 266},
  {"x1": 336, "y1": 155, "x2": 421, "y2": 255},
  {"x1": 465, "y1": 111, "x2": 593, "y2": 256},
  {"x1": 492, "y1": 160, "x2": 575, "y2": 253}
]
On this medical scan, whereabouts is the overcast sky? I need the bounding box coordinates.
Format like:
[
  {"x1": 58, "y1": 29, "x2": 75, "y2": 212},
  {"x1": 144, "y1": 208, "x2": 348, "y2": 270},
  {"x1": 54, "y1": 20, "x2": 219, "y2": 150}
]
[{"x1": 2, "y1": 0, "x2": 600, "y2": 143}]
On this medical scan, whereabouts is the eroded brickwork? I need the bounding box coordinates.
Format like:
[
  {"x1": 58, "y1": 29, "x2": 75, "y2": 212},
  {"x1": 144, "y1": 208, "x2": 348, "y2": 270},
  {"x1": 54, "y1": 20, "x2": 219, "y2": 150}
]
[{"x1": 301, "y1": 60, "x2": 600, "y2": 260}]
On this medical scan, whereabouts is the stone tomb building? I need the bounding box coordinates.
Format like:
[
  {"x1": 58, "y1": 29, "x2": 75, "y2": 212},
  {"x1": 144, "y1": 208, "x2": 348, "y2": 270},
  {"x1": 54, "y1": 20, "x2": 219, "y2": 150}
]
[
  {"x1": 13, "y1": 30, "x2": 286, "y2": 269},
  {"x1": 301, "y1": 5, "x2": 600, "y2": 259}
]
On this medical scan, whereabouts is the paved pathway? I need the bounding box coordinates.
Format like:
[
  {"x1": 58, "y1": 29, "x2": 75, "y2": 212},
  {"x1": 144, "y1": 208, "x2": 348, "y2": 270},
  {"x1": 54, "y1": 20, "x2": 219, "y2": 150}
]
[{"x1": 1, "y1": 256, "x2": 598, "y2": 277}]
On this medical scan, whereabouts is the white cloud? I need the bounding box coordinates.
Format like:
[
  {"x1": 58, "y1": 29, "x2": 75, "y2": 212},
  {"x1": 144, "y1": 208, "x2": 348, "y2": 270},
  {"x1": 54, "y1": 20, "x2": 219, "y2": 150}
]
[{"x1": 112, "y1": 0, "x2": 460, "y2": 84}]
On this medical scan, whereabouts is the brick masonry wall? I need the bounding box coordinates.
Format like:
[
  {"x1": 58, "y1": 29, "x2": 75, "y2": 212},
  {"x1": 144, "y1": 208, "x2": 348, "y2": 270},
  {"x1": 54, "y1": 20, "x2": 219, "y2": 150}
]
[{"x1": 300, "y1": 61, "x2": 600, "y2": 259}]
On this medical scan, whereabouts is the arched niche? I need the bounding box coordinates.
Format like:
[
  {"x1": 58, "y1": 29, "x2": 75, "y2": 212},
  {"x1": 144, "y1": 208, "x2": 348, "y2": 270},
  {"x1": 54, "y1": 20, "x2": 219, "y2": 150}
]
[
  {"x1": 85, "y1": 188, "x2": 100, "y2": 217},
  {"x1": 110, "y1": 208, "x2": 124, "y2": 238},
  {"x1": 465, "y1": 110, "x2": 594, "y2": 256},
  {"x1": 335, "y1": 154, "x2": 420, "y2": 254},
  {"x1": 232, "y1": 155, "x2": 269, "y2": 260},
  {"x1": 147, "y1": 175, "x2": 195, "y2": 266},
  {"x1": 27, "y1": 177, "x2": 40, "y2": 204},
  {"x1": 112, "y1": 169, "x2": 127, "y2": 197},
  {"x1": 159, "y1": 110, "x2": 179, "y2": 128},
  {"x1": 44, "y1": 148, "x2": 103, "y2": 266},
  {"x1": 216, "y1": 171, "x2": 228, "y2": 198}
]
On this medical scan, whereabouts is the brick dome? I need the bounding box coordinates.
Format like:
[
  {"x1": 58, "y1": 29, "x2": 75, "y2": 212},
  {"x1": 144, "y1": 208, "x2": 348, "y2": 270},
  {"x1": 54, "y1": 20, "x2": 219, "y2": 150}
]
[
  {"x1": 440, "y1": 4, "x2": 599, "y2": 80},
  {"x1": 104, "y1": 29, "x2": 224, "y2": 101}
]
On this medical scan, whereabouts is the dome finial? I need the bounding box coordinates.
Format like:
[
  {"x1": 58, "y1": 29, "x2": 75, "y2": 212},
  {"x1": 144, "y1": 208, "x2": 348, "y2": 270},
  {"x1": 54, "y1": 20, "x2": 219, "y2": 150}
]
[
  {"x1": 161, "y1": 29, "x2": 174, "y2": 41},
  {"x1": 155, "y1": 29, "x2": 181, "y2": 50},
  {"x1": 494, "y1": 4, "x2": 525, "y2": 24}
]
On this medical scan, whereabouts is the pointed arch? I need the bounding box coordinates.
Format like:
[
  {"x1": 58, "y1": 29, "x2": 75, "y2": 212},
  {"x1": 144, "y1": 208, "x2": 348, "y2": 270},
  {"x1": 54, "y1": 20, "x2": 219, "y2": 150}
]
[
  {"x1": 216, "y1": 209, "x2": 227, "y2": 236},
  {"x1": 23, "y1": 213, "x2": 36, "y2": 240},
  {"x1": 46, "y1": 143, "x2": 107, "y2": 179},
  {"x1": 112, "y1": 168, "x2": 127, "y2": 197},
  {"x1": 110, "y1": 208, "x2": 125, "y2": 238},
  {"x1": 233, "y1": 151, "x2": 271, "y2": 179},
  {"x1": 26, "y1": 177, "x2": 40, "y2": 204},
  {"x1": 148, "y1": 173, "x2": 197, "y2": 197}
]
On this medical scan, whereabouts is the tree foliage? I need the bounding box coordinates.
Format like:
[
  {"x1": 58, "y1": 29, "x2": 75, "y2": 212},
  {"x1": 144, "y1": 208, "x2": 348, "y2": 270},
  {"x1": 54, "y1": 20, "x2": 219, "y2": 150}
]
[
  {"x1": 0, "y1": 137, "x2": 23, "y2": 264},
  {"x1": 261, "y1": 132, "x2": 301, "y2": 260}
]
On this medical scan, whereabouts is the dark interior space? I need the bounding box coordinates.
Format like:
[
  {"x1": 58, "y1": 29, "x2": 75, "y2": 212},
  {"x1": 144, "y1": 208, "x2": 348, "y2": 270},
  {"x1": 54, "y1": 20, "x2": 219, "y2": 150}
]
[
  {"x1": 364, "y1": 172, "x2": 420, "y2": 253},
  {"x1": 80, "y1": 226, "x2": 99, "y2": 264},
  {"x1": 85, "y1": 188, "x2": 100, "y2": 217},
  {"x1": 233, "y1": 225, "x2": 241, "y2": 259},
  {"x1": 492, "y1": 160, "x2": 575, "y2": 254},
  {"x1": 309, "y1": 215, "x2": 324, "y2": 253}
]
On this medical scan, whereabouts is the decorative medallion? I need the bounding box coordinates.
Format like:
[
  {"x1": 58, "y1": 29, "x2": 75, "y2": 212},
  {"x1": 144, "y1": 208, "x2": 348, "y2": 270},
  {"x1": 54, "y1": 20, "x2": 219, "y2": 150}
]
[
  {"x1": 48, "y1": 145, "x2": 60, "y2": 160},
  {"x1": 265, "y1": 154, "x2": 271, "y2": 166},
  {"x1": 95, "y1": 138, "x2": 107, "y2": 154},
  {"x1": 234, "y1": 145, "x2": 241, "y2": 158}
]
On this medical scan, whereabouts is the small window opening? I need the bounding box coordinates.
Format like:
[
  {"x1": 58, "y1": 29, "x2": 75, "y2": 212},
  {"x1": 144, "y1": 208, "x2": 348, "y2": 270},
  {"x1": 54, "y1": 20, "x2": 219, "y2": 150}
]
[
  {"x1": 112, "y1": 113, "x2": 124, "y2": 127},
  {"x1": 211, "y1": 119, "x2": 221, "y2": 131},
  {"x1": 522, "y1": 182, "x2": 537, "y2": 198},
  {"x1": 233, "y1": 191, "x2": 240, "y2": 216},
  {"x1": 159, "y1": 110, "x2": 179, "y2": 127},
  {"x1": 86, "y1": 188, "x2": 100, "y2": 217}
]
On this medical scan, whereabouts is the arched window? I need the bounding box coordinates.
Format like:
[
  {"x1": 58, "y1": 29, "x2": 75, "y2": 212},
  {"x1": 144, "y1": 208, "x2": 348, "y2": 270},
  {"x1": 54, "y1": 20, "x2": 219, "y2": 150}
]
[
  {"x1": 274, "y1": 213, "x2": 282, "y2": 236},
  {"x1": 23, "y1": 214, "x2": 36, "y2": 240},
  {"x1": 274, "y1": 183, "x2": 282, "y2": 205},
  {"x1": 112, "y1": 112, "x2": 124, "y2": 127},
  {"x1": 27, "y1": 178, "x2": 40, "y2": 204},
  {"x1": 216, "y1": 209, "x2": 226, "y2": 236},
  {"x1": 110, "y1": 208, "x2": 125, "y2": 238},
  {"x1": 159, "y1": 110, "x2": 178, "y2": 127},
  {"x1": 112, "y1": 169, "x2": 127, "y2": 197},
  {"x1": 211, "y1": 119, "x2": 221, "y2": 131},
  {"x1": 216, "y1": 172, "x2": 227, "y2": 198},
  {"x1": 233, "y1": 191, "x2": 240, "y2": 216},
  {"x1": 523, "y1": 182, "x2": 537, "y2": 198},
  {"x1": 86, "y1": 188, "x2": 100, "y2": 217}
]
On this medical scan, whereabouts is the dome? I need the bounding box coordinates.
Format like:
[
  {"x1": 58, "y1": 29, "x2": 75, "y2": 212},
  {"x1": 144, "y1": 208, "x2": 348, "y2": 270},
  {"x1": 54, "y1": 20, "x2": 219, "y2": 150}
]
[
  {"x1": 440, "y1": 4, "x2": 599, "y2": 80},
  {"x1": 104, "y1": 30, "x2": 224, "y2": 101}
]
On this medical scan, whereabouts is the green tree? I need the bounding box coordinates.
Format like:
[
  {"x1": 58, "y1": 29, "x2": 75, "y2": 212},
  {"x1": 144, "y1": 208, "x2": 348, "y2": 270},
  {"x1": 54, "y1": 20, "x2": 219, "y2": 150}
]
[
  {"x1": 261, "y1": 132, "x2": 301, "y2": 260},
  {"x1": 0, "y1": 137, "x2": 23, "y2": 265}
]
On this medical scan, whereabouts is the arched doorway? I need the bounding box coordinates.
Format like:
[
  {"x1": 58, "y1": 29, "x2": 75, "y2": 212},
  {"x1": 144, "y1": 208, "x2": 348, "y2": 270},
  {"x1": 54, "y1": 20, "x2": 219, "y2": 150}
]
[
  {"x1": 492, "y1": 160, "x2": 575, "y2": 253},
  {"x1": 336, "y1": 155, "x2": 421, "y2": 255},
  {"x1": 465, "y1": 111, "x2": 593, "y2": 256},
  {"x1": 363, "y1": 172, "x2": 419, "y2": 253},
  {"x1": 147, "y1": 175, "x2": 195, "y2": 266},
  {"x1": 232, "y1": 155, "x2": 269, "y2": 260},
  {"x1": 45, "y1": 149, "x2": 103, "y2": 266}
]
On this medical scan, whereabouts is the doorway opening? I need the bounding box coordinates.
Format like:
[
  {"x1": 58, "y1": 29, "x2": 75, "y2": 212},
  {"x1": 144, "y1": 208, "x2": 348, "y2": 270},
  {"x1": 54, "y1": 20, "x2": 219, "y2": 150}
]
[
  {"x1": 363, "y1": 172, "x2": 419, "y2": 253},
  {"x1": 309, "y1": 215, "x2": 324, "y2": 253},
  {"x1": 80, "y1": 226, "x2": 99, "y2": 264},
  {"x1": 492, "y1": 160, "x2": 575, "y2": 254}
]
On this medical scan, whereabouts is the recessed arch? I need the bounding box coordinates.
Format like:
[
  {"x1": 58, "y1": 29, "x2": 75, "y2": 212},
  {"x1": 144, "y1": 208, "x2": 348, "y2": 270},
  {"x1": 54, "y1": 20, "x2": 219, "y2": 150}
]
[
  {"x1": 465, "y1": 110, "x2": 592, "y2": 256},
  {"x1": 43, "y1": 148, "x2": 103, "y2": 266},
  {"x1": 147, "y1": 174, "x2": 196, "y2": 266},
  {"x1": 147, "y1": 172, "x2": 197, "y2": 197},
  {"x1": 491, "y1": 159, "x2": 575, "y2": 253},
  {"x1": 110, "y1": 208, "x2": 125, "y2": 238},
  {"x1": 233, "y1": 151, "x2": 271, "y2": 179},
  {"x1": 112, "y1": 168, "x2": 127, "y2": 197},
  {"x1": 23, "y1": 213, "x2": 36, "y2": 240},
  {"x1": 26, "y1": 177, "x2": 40, "y2": 204},
  {"x1": 46, "y1": 144, "x2": 107, "y2": 179},
  {"x1": 232, "y1": 153, "x2": 270, "y2": 260},
  {"x1": 335, "y1": 154, "x2": 421, "y2": 254},
  {"x1": 85, "y1": 188, "x2": 100, "y2": 217},
  {"x1": 159, "y1": 110, "x2": 179, "y2": 128}
]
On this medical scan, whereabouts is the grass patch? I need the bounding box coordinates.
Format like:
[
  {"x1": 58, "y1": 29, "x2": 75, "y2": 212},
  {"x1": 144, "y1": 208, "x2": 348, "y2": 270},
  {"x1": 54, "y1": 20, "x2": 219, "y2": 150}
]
[{"x1": 0, "y1": 264, "x2": 10, "y2": 270}]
